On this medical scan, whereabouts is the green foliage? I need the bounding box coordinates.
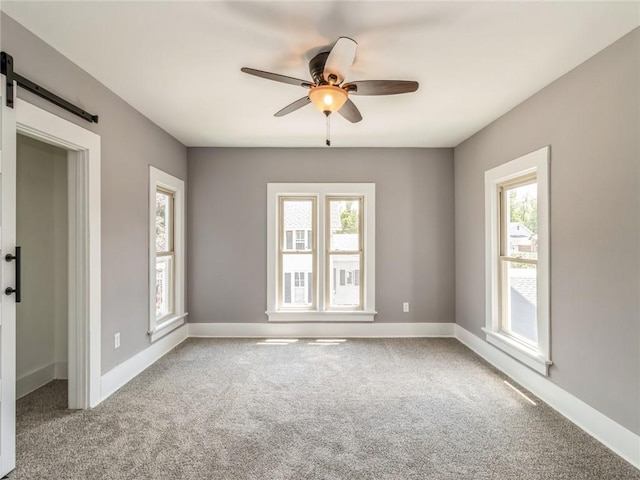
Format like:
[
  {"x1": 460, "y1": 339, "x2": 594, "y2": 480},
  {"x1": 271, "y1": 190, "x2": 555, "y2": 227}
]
[
  {"x1": 156, "y1": 196, "x2": 167, "y2": 251},
  {"x1": 339, "y1": 203, "x2": 359, "y2": 234},
  {"x1": 509, "y1": 189, "x2": 537, "y2": 234}
]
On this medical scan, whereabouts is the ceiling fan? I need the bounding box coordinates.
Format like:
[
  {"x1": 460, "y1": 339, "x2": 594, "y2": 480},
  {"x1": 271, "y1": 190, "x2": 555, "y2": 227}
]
[{"x1": 241, "y1": 37, "x2": 419, "y2": 145}]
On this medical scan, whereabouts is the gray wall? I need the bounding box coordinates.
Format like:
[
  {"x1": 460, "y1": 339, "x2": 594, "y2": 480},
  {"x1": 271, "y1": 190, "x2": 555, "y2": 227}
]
[
  {"x1": 188, "y1": 148, "x2": 454, "y2": 324},
  {"x1": 1, "y1": 14, "x2": 188, "y2": 374},
  {"x1": 454, "y1": 28, "x2": 639, "y2": 434},
  {"x1": 16, "y1": 135, "x2": 67, "y2": 381}
]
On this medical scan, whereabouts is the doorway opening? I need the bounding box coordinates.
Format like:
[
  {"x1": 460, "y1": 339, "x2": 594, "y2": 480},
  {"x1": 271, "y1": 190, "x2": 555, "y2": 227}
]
[
  {"x1": 16, "y1": 134, "x2": 70, "y2": 406},
  {"x1": 15, "y1": 97, "x2": 102, "y2": 410}
]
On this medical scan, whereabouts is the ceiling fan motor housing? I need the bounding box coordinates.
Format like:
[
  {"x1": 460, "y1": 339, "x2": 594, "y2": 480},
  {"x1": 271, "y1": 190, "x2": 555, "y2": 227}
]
[{"x1": 309, "y1": 52, "x2": 330, "y2": 85}]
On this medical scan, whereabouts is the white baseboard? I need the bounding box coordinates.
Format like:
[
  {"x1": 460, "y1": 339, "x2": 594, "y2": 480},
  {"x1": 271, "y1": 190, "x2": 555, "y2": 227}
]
[
  {"x1": 188, "y1": 322, "x2": 456, "y2": 338},
  {"x1": 17, "y1": 363, "x2": 55, "y2": 399},
  {"x1": 454, "y1": 325, "x2": 640, "y2": 469},
  {"x1": 54, "y1": 361, "x2": 68, "y2": 380},
  {"x1": 100, "y1": 324, "x2": 188, "y2": 402}
]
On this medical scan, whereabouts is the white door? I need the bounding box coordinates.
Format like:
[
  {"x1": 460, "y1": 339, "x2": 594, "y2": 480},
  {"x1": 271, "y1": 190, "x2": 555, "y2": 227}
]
[{"x1": 0, "y1": 75, "x2": 17, "y2": 476}]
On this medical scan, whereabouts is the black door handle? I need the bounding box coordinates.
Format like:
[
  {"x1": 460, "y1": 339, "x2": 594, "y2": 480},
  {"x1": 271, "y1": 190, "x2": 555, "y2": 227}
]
[{"x1": 5, "y1": 246, "x2": 21, "y2": 303}]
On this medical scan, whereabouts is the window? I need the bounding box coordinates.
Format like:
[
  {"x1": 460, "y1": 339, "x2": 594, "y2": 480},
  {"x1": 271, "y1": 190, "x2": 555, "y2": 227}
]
[
  {"x1": 155, "y1": 188, "x2": 175, "y2": 319},
  {"x1": 327, "y1": 197, "x2": 362, "y2": 308},
  {"x1": 484, "y1": 146, "x2": 550, "y2": 375},
  {"x1": 280, "y1": 197, "x2": 316, "y2": 309},
  {"x1": 267, "y1": 183, "x2": 376, "y2": 322},
  {"x1": 149, "y1": 167, "x2": 186, "y2": 342}
]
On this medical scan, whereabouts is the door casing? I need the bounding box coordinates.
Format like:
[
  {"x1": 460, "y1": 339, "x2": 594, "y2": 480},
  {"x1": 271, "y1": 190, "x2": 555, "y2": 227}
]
[{"x1": 0, "y1": 89, "x2": 101, "y2": 477}]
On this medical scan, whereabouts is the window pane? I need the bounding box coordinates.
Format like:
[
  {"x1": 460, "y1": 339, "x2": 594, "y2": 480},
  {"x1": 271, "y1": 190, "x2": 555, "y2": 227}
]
[
  {"x1": 284, "y1": 273, "x2": 291, "y2": 304},
  {"x1": 156, "y1": 255, "x2": 174, "y2": 319},
  {"x1": 156, "y1": 191, "x2": 172, "y2": 252},
  {"x1": 329, "y1": 199, "x2": 360, "y2": 251},
  {"x1": 282, "y1": 254, "x2": 313, "y2": 307},
  {"x1": 282, "y1": 200, "x2": 313, "y2": 251},
  {"x1": 505, "y1": 183, "x2": 537, "y2": 260},
  {"x1": 329, "y1": 254, "x2": 361, "y2": 307},
  {"x1": 502, "y1": 261, "x2": 537, "y2": 343}
]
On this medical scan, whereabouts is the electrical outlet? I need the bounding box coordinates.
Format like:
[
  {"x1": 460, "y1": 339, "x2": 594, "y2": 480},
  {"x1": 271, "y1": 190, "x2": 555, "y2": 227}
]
[
  {"x1": 403, "y1": 302, "x2": 410, "y2": 313},
  {"x1": 114, "y1": 332, "x2": 120, "y2": 349}
]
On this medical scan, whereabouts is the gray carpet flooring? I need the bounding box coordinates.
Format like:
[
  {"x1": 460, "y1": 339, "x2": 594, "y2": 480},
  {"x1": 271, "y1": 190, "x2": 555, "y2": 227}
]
[{"x1": 10, "y1": 338, "x2": 640, "y2": 479}]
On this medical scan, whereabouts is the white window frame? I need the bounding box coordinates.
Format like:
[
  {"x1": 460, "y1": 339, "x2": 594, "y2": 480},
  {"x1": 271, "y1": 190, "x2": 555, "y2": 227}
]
[
  {"x1": 267, "y1": 183, "x2": 376, "y2": 322},
  {"x1": 483, "y1": 146, "x2": 551, "y2": 375},
  {"x1": 149, "y1": 166, "x2": 187, "y2": 342}
]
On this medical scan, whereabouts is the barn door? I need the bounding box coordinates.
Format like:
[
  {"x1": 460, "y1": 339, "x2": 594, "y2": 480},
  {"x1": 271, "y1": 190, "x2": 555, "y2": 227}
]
[{"x1": 0, "y1": 72, "x2": 18, "y2": 476}]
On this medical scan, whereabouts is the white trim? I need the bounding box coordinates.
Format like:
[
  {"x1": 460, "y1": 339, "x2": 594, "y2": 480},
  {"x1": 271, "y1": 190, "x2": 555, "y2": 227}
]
[
  {"x1": 149, "y1": 313, "x2": 187, "y2": 342},
  {"x1": 265, "y1": 311, "x2": 377, "y2": 322},
  {"x1": 188, "y1": 322, "x2": 455, "y2": 338},
  {"x1": 100, "y1": 324, "x2": 188, "y2": 402},
  {"x1": 54, "y1": 361, "x2": 68, "y2": 380},
  {"x1": 16, "y1": 98, "x2": 102, "y2": 410},
  {"x1": 482, "y1": 328, "x2": 551, "y2": 375},
  {"x1": 484, "y1": 146, "x2": 550, "y2": 375},
  {"x1": 149, "y1": 167, "x2": 186, "y2": 343},
  {"x1": 15, "y1": 361, "x2": 69, "y2": 400},
  {"x1": 455, "y1": 325, "x2": 640, "y2": 469},
  {"x1": 267, "y1": 183, "x2": 376, "y2": 322},
  {"x1": 16, "y1": 364, "x2": 54, "y2": 400}
]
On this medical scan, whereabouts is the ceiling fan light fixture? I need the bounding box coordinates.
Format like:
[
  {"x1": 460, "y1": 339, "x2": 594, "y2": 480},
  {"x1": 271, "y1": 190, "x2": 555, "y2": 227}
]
[{"x1": 309, "y1": 85, "x2": 348, "y2": 114}]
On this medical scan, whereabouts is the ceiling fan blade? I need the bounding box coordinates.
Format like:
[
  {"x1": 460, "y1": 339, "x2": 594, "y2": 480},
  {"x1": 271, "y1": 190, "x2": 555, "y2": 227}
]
[
  {"x1": 323, "y1": 37, "x2": 357, "y2": 85},
  {"x1": 338, "y1": 99, "x2": 363, "y2": 123},
  {"x1": 241, "y1": 67, "x2": 313, "y2": 88},
  {"x1": 343, "y1": 80, "x2": 419, "y2": 95},
  {"x1": 274, "y1": 96, "x2": 311, "y2": 117}
]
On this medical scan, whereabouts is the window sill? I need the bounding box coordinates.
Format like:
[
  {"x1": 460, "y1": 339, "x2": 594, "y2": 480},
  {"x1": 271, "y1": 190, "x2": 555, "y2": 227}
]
[
  {"x1": 482, "y1": 328, "x2": 552, "y2": 376},
  {"x1": 149, "y1": 313, "x2": 188, "y2": 343},
  {"x1": 266, "y1": 311, "x2": 377, "y2": 322}
]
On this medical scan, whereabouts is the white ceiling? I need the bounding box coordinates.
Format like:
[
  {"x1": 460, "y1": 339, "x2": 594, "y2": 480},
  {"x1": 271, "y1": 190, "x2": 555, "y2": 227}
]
[{"x1": 1, "y1": 1, "x2": 638, "y2": 148}]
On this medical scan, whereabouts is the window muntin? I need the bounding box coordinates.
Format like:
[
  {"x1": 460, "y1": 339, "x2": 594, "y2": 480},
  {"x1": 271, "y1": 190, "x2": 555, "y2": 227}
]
[
  {"x1": 279, "y1": 197, "x2": 316, "y2": 309},
  {"x1": 499, "y1": 177, "x2": 538, "y2": 345},
  {"x1": 155, "y1": 188, "x2": 175, "y2": 320}
]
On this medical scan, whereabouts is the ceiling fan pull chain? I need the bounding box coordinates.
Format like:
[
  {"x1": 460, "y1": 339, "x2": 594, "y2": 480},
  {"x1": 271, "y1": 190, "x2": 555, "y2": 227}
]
[{"x1": 325, "y1": 112, "x2": 331, "y2": 147}]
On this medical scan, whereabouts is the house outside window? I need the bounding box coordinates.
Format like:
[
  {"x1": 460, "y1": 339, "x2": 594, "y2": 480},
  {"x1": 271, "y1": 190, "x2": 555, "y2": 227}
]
[
  {"x1": 484, "y1": 146, "x2": 550, "y2": 375},
  {"x1": 267, "y1": 183, "x2": 376, "y2": 322}
]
